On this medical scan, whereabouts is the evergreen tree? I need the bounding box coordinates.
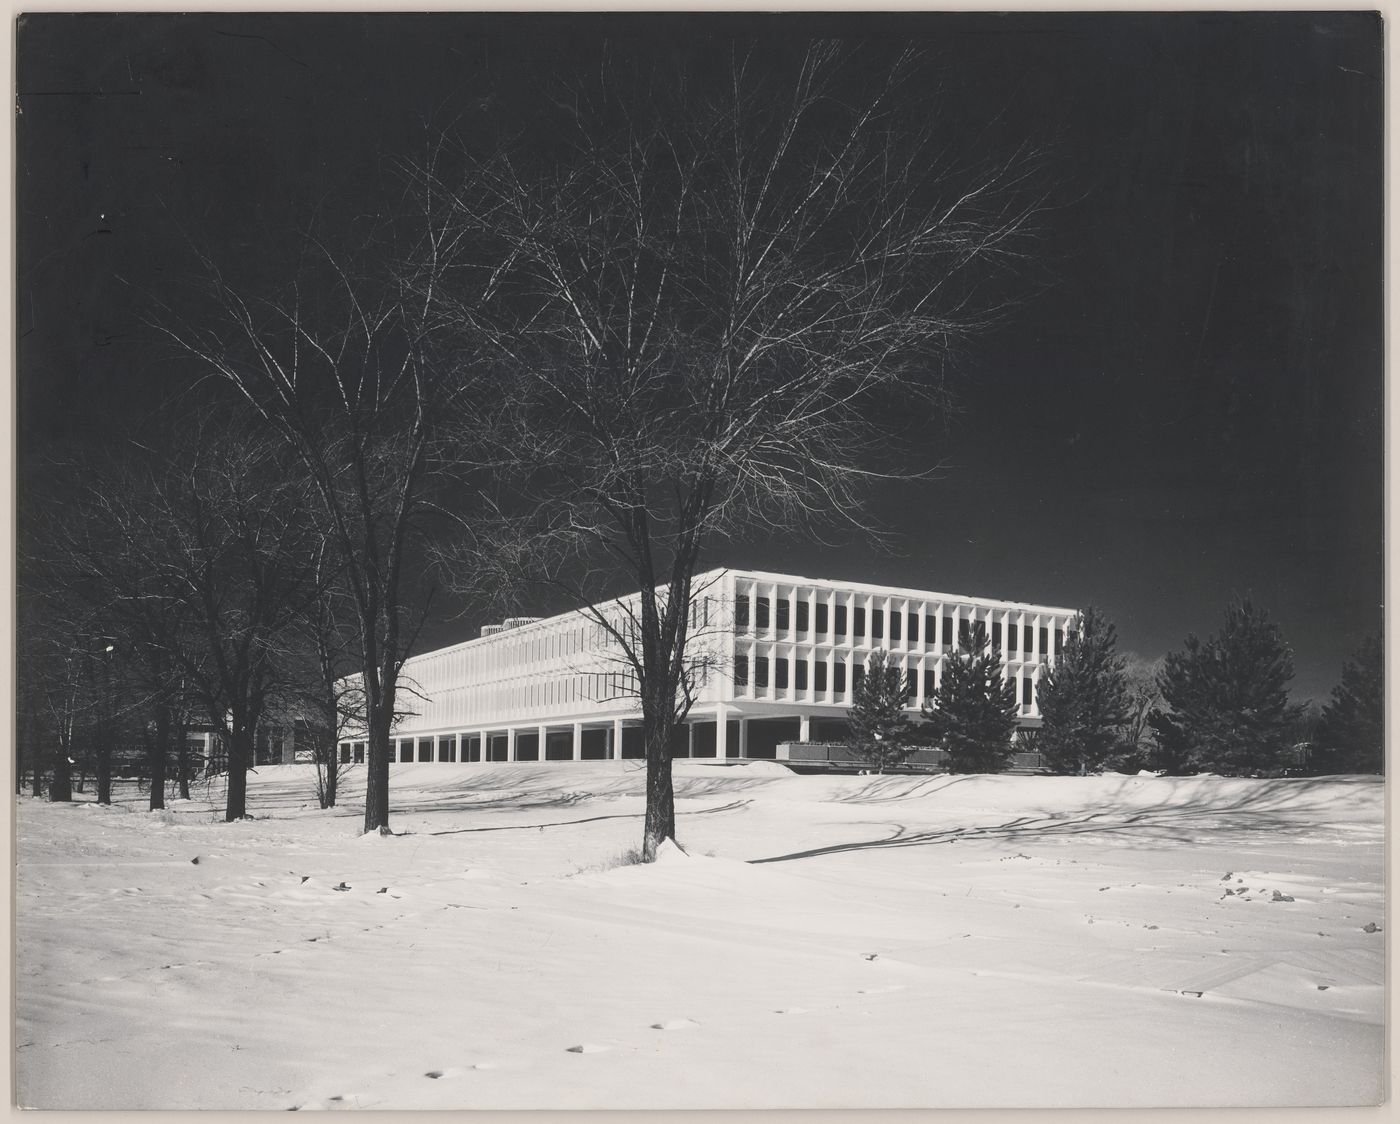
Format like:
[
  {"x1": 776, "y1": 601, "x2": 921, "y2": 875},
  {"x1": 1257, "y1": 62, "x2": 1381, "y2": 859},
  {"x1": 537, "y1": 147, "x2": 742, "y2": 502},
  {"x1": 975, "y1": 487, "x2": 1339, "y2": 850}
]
[
  {"x1": 921, "y1": 623, "x2": 1018, "y2": 773},
  {"x1": 847, "y1": 649, "x2": 914, "y2": 774},
  {"x1": 1312, "y1": 635, "x2": 1383, "y2": 774},
  {"x1": 1150, "y1": 597, "x2": 1303, "y2": 775},
  {"x1": 1037, "y1": 606, "x2": 1131, "y2": 775}
]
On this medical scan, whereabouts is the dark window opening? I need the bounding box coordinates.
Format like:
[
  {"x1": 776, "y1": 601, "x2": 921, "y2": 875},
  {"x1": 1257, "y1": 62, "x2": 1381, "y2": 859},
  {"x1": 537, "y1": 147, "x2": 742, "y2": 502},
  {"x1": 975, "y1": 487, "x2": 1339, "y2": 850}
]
[
  {"x1": 796, "y1": 601, "x2": 810, "y2": 633},
  {"x1": 907, "y1": 613, "x2": 919, "y2": 643},
  {"x1": 418, "y1": 738, "x2": 433, "y2": 762},
  {"x1": 815, "y1": 602, "x2": 829, "y2": 634},
  {"x1": 852, "y1": 665, "x2": 865, "y2": 693},
  {"x1": 796, "y1": 660, "x2": 809, "y2": 691},
  {"x1": 853, "y1": 607, "x2": 866, "y2": 638},
  {"x1": 815, "y1": 661, "x2": 828, "y2": 692},
  {"x1": 400, "y1": 742, "x2": 413, "y2": 763},
  {"x1": 942, "y1": 616, "x2": 953, "y2": 647},
  {"x1": 958, "y1": 619, "x2": 971, "y2": 648},
  {"x1": 1024, "y1": 624, "x2": 1034, "y2": 653},
  {"x1": 438, "y1": 735, "x2": 457, "y2": 762},
  {"x1": 340, "y1": 745, "x2": 352, "y2": 764},
  {"x1": 834, "y1": 663, "x2": 847, "y2": 694},
  {"x1": 904, "y1": 670, "x2": 917, "y2": 700},
  {"x1": 735, "y1": 655, "x2": 749, "y2": 687},
  {"x1": 1039, "y1": 627, "x2": 1049, "y2": 657},
  {"x1": 354, "y1": 742, "x2": 365, "y2": 764},
  {"x1": 756, "y1": 597, "x2": 771, "y2": 630},
  {"x1": 1023, "y1": 677, "x2": 1034, "y2": 706},
  {"x1": 1055, "y1": 629, "x2": 1065, "y2": 655},
  {"x1": 890, "y1": 612, "x2": 902, "y2": 643},
  {"x1": 1008, "y1": 624, "x2": 1019, "y2": 652},
  {"x1": 872, "y1": 609, "x2": 884, "y2": 640},
  {"x1": 835, "y1": 605, "x2": 848, "y2": 636},
  {"x1": 736, "y1": 595, "x2": 750, "y2": 631},
  {"x1": 776, "y1": 599, "x2": 790, "y2": 631},
  {"x1": 992, "y1": 622, "x2": 1002, "y2": 649},
  {"x1": 924, "y1": 669, "x2": 936, "y2": 698},
  {"x1": 775, "y1": 658, "x2": 789, "y2": 689},
  {"x1": 755, "y1": 656, "x2": 770, "y2": 689}
]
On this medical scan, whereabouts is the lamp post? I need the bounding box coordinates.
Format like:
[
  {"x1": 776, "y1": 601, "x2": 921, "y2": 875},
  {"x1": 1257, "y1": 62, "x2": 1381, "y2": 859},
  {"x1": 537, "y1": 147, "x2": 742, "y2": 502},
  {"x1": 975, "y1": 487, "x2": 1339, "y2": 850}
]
[{"x1": 95, "y1": 640, "x2": 115, "y2": 805}]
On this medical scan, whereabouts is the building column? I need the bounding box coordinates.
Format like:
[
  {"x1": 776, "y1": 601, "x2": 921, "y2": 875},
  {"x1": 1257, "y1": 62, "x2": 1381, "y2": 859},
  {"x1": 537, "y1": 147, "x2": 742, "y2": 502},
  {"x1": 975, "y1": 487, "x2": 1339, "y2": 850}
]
[
  {"x1": 715, "y1": 703, "x2": 728, "y2": 760},
  {"x1": 799, "y1": 714, "x2": 811, "y2": 743},
  {"x1": 738, "y1": 717, "x2": 749, "y2": 759},
  {"x1": 612, "y1": 717, "x2": 624, "y2": 760},
  {"x1": 507, "y1": 727, "x2": 518, "y2": 762},
  {"x1": 572, "y1": 722, "x2": 583, "y2": 761},
  {"x1": 688, "y1": 722, "x2": 696, "y2": 757},
  {"x1": 537, "y1": 724, "x2": 548, "y2": 763}
]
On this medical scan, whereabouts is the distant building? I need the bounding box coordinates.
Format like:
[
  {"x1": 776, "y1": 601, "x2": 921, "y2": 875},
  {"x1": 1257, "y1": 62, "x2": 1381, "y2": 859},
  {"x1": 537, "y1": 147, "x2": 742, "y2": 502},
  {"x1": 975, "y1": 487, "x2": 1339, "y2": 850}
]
[{"x1": 337, "y1": 568, "x2": 1079, "y2": 765}]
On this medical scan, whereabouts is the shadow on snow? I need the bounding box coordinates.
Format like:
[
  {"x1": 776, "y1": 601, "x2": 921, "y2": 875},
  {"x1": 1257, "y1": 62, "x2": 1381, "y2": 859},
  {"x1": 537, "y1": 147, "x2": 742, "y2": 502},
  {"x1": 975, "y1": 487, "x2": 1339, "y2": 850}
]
[{"x1": 750, "y1": 774, "x2": 1380, "y2": 864}]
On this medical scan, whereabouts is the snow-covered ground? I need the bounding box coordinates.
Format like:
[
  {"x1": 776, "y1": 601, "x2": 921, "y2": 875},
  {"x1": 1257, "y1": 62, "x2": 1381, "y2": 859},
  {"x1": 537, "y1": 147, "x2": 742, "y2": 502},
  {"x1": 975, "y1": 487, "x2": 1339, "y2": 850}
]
[{"x1": 13, "y1": 762, "x2": 1386, "y2": 1109}]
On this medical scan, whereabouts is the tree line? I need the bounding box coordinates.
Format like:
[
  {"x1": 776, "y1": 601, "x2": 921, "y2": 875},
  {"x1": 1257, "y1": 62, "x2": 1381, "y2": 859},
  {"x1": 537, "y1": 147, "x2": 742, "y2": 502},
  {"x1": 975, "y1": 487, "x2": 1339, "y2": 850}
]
[{"x1": 846, "y1": 600, "x2": 1383, "y2": 777}]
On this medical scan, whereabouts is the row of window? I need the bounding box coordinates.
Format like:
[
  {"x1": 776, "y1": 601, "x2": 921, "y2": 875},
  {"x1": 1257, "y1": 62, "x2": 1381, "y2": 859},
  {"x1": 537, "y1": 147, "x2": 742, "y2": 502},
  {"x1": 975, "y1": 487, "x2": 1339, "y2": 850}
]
[
  {"x1": 735, "y1": 593, "x2": 1063, "y2": 655},
  {"x1": 339, "y1": 735, "x2": 490, "y2": 765},
  {"x1": 732, "y1": 654, "x2": 1038, "y2": 708},
  {"x1": 339, "y1": 730, "x2": 613, "y2": 765},
  {"x1": 424, "y1": 669, "x2": 643, "y2": 725}
]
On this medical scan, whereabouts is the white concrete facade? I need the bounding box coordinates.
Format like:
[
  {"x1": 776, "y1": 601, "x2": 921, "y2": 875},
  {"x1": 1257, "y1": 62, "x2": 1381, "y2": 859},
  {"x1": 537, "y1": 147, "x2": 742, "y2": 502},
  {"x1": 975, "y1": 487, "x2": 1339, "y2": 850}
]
[{"x1": 337, "y1": 568, "x2": 1079, "y2": 765}]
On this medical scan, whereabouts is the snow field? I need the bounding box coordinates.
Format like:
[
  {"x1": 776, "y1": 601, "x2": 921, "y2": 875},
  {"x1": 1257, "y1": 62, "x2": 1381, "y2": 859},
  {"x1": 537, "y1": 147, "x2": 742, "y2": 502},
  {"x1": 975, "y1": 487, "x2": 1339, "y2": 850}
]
[{"x1": 13, "y1": 762, "x2": 1386, "y2": 1109}]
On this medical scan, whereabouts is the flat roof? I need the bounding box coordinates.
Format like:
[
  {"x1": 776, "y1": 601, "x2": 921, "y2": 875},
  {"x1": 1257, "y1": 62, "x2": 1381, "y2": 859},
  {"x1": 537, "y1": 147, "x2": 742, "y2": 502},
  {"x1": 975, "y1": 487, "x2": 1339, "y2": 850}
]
[{"x1": 402, "y1": 567, "x2": 1080, "y2": 666}]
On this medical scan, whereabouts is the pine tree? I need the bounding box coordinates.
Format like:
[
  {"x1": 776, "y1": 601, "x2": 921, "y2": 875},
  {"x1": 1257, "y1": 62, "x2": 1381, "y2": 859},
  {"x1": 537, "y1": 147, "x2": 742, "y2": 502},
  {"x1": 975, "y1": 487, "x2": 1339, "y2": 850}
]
[
  {"x1": 1150, "y1": 597, "x2": 1303, "y2": 776},
  {"x1": 921, "y1": 623, "x2": 1018, "y2": 774},
  {"x1": 1037, "y1": 606, "x2": 1131, "y2": 775},
  {"x1": 1312, "y1": 635, "x2": 1383, "y2": 775},
  {"x1": 847, "y1": 649, "x2": 915, "y2": 774}
]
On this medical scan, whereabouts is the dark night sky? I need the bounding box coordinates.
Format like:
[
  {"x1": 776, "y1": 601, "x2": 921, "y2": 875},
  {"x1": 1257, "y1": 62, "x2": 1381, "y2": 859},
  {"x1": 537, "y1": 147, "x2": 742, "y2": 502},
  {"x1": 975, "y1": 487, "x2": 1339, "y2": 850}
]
[{"x1": 15, "y1": 11, "x2": 1384, "y2": 703}]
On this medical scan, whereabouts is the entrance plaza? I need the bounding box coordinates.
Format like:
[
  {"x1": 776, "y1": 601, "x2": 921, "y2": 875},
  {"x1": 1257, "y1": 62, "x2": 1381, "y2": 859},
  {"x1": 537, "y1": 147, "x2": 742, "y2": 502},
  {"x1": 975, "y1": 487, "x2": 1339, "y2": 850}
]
[{"x1": 338, "y1": 569, "x2": 1080, "y2": 766}]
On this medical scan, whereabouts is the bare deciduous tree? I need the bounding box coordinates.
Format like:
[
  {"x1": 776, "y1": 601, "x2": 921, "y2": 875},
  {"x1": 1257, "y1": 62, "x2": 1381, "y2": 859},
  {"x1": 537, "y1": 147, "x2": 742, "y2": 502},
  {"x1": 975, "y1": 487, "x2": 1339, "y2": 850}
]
[
  {"x1": 154, "y1": 209, "x2": 504, "y2": 834},
  {"x1": 427, "y1": 42, "x2": 1044, "y2": 859}
]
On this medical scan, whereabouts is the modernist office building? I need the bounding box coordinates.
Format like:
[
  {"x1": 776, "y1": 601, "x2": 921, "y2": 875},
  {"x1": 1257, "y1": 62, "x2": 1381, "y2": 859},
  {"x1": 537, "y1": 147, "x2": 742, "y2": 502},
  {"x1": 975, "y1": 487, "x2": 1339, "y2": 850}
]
[{"x1": 337, "y1": 569, "x2": 1079, "y2": 766}]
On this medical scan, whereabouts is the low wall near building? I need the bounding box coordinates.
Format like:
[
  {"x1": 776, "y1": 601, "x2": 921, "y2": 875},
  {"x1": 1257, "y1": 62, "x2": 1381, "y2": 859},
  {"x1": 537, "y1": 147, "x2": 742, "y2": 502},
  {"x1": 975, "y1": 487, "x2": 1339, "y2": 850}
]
[{"x1": 778, "y1": 742, "x2": 1047, "y2": 774}]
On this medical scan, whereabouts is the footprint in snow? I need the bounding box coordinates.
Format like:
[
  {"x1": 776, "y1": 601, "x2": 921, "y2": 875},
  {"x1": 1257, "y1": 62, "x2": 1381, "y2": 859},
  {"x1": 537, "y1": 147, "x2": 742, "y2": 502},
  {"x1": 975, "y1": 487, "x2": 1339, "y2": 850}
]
[
  {"x1": 650, "y1": 1018, "x2": 700, "y2": 1031},
  {"x1": 774, "y1": 1007, "x2": 809, "y2": 1015},
  {"x1": 857, "y1": 985, "x2": 905, "y2": 995},
  {"x1": 423, "y1": 1067, "x2": 467, "y2": 1079},
  {"x1": 566, "y1": 1043, "x2": 613, "y2": 1054}
]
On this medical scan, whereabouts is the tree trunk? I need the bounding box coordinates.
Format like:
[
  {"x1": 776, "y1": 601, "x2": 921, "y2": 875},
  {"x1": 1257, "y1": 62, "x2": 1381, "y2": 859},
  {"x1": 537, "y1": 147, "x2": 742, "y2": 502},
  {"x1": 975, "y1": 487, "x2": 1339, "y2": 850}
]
[
  {"x1": 224, "y1": 723, "x2": 253, "y2": 821},
  {"x1": 640, "y1": 695, "x2": 677, "y2": 862},
  {"x1": 30, "y1": 755, "x2": 43, "y2": 798},
  {"x1": 364, "y1": 699, "x2": 392, "y2": 834},
  {"x1": 50, "y1": 733, "x2": 73, "y2": 803},
  {"x1": 322, "y1": 738, "x2": 339, "y2": 809},
  {"x1": 148, "y1": 702, "x2": 169, "y2": 811},
  {"x1": 95, "y1": 736, "x2": 112, "y2": 805},
  {"x1": 173, "y1": 713, "x2": 191, "y2": 801}
]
